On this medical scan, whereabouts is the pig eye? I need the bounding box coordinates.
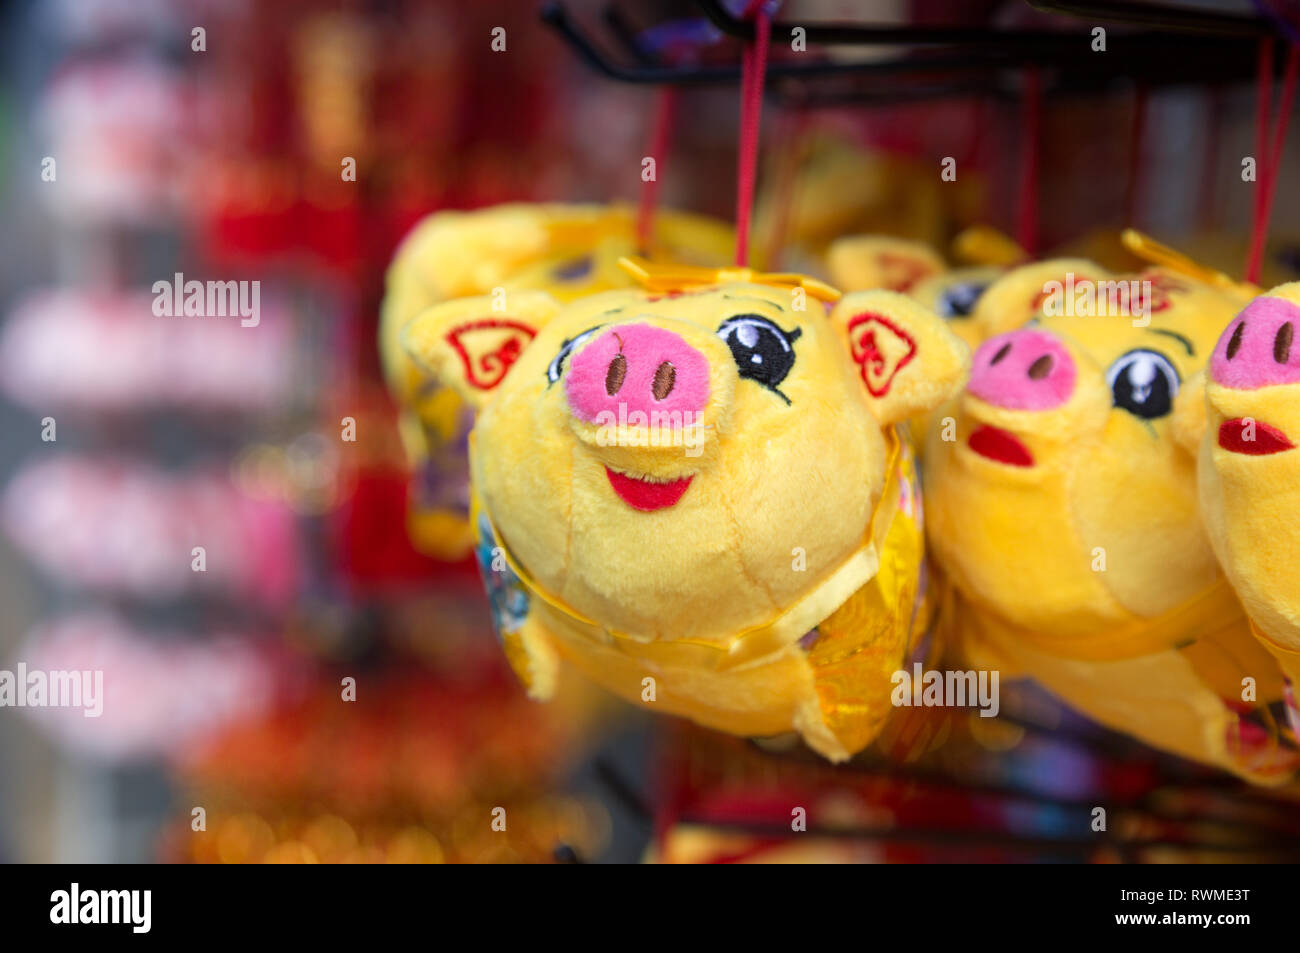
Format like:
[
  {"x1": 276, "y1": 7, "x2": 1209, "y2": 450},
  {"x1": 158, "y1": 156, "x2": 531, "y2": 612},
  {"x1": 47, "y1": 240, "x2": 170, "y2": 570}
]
[
  {"x1": 937, "y1": 281, "x2": 989, "y2": 319},
  {"x1": 552, "y1": 255, "x2": 593, "y2": 282},
  {"x1": 717, "y1": 314, "x2": 801, "y2": 399},
  {"x1": 546, "y1": 325, "x2": 603, "y2": 385},
  {"x1": 1106, "y1": 349, "x2": 1179, "y2": 419}
]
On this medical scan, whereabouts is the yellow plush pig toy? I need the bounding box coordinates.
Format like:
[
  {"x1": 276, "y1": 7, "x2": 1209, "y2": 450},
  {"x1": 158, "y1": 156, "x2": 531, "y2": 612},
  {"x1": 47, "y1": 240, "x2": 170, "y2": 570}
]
[
  {"x1": 1177, "y1": 282, "x2": 1300, "y2": 736},
  {"x1": 925, "y1": 263, "x2": 1298, "y2": 783},
  {"x1": 401, "y1": 258, "x2": 969, "y2": 761},
  {"x1": 381, "y1": 203, "x2": 734, "y2": 558}
]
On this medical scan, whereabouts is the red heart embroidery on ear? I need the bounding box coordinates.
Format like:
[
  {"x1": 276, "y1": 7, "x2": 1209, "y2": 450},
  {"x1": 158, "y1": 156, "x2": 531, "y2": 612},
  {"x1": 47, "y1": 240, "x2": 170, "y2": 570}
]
[
  {"x1": 847, "y1": 312, "x2": 917, "y2": 397},
  {"x1": 1134, "y1": 271, "x2": 1187, "y2": 314},
  {"x1": 877, "y1": 252, "x2": 937, "y2": 292},
  {"x1": 445, "y1": 319, "x2": 536, "y2": 390},
  {"x1": 1029, "y1": 274, "x2": 1095, "y2": 313}
]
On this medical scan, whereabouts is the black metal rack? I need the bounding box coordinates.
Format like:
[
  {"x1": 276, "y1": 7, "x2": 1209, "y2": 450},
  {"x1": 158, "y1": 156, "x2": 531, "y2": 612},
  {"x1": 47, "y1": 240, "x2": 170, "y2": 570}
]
[{"x1": 541, "y1": 0, "x2": 1288, "y2": 103}]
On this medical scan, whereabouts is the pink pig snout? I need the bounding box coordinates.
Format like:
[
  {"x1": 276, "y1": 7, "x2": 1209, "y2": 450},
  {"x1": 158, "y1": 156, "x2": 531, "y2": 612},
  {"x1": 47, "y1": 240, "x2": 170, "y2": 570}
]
[
  {"x1": 565, "y1": 323, "x2": 711, "y2": 422},
  {"x1": 1210, "y1": 297, "x2": 1300, "y2": 389},
  {"x1": 967, "y1": 328, "x2": 1077, "y2": 410}
]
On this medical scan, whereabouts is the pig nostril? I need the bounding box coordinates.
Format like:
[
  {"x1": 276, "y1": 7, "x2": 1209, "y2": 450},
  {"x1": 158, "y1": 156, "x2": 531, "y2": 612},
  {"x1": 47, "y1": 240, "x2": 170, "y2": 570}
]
[
  {"x1": 1027, "y1": 354, "x2": 1054, "y2": 380},
  {"x1": 990, "y1": 342, "x2": 1012, "y2": 366},
  {"x1": 605, "y1": 354, "x2": 627, "y2": 395},
  {"x1": 1226, "y1": 321, "x2": 1245, "y2": 359},
  {"x1": 652, "y1": 362, "x2": 676, "y2": 400},
  {"x1": 1275, "y1": 322, "x2": 1294, "y2": 364}
]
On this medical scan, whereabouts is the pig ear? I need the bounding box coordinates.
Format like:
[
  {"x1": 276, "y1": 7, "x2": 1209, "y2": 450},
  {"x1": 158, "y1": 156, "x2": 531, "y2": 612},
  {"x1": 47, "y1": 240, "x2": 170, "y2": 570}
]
[
  {"x1": 829, "y1": 290, "x2": 970, "y2": 426},
  {"x1": 402, "y1": 291, "x2": 561, "y2": 410},
  {"x1": 971, "y1": 258, "x2": 1109, "y2": 338},
  {"x1": 825, "y1": 235, "x2": 945, "y2": 292},
  {"x1": 1172, "y1": 369, "x2": 1208, "y2": 456}
]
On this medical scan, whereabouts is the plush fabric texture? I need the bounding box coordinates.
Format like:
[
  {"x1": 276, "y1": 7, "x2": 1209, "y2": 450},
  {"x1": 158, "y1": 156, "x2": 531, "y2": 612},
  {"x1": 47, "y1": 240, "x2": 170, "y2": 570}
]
[
  {"x1": 903, "y1": 266, "x2": 1007, "y2": 458},
  {"x1": 564, "y1": 323, "x2": 712, "y2": 424},
  {"x1": 378, "y1": 203, "x2": 735, "y2": 558},
  {"x1": 404, "y1": 278, "x2": 969, "y2": 761},
  {"x1": 830, "y1": 291, "x2": 971, "y2": 426},
  {"x1": 1190, "y1": 282, "x2": 1300, "y2": 697},
  {"x1": 958, "y1": 588, "x2": 1293, "y2": 784},
  {"x1": 908, "y1": 266, "x2": 1006, "y2": 350},
  {"x1": 925, "y1": 266, "x2": 1295, "y2": 781},
  {"x1": 905, "y1": 260, "x2": 1100, "y2": 457},
  {"x1": 968, "y1": 258, "x2": 1112, "y2": 343},
  {"x1": 1209, "y1": 294, "x2": 1300, "y2": 389},
  {"x1": 825, "y1": 247, "x2": 1012, "y2": 455},
  {"x1": 825, "y1": 235, "x2": 946, "y2": 294},
  {"x1": 967, "y1": 328, "x2": 1077, "y2": 411}
]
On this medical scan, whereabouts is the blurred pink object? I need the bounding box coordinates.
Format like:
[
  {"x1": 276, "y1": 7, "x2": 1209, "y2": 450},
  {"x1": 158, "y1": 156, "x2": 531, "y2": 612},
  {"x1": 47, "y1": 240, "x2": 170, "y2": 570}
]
[
  {"x1": 13, "y1": 612, "x2": 278, "y2": 761},
  {"x1": 39, "y1": 59, "x2": 193, "y2": 223},
  {"x1": 0, "y1": 289, "x2": 296, "y2": 414},
  {"x1": 2, "y1": 456, "x2": 300, "y2": 606}
]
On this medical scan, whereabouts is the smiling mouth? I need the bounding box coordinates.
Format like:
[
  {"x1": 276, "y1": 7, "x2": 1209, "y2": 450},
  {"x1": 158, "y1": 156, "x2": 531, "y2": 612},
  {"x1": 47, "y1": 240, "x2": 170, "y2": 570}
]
[
  {"x1": 1218, "y1": 418, "x2": 1295, "y2": 455},
  {"x1": 968, "y1": 425, "x2": 1034, "y2": 467},
  {"x1": 604, "y1": 467, "x2": 694, "y2": 511}
]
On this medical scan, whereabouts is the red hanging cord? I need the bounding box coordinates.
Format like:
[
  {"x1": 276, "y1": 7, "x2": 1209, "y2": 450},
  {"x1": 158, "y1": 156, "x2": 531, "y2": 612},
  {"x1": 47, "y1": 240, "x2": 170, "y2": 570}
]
[
  {"x1": 1016, "y1": 68, "x2": 1043, "y2": 257},
  {"x1": 734, "y1": 9, "x2": 772, "y2": 267},
  {"x1": 1266, "y1": 46, "x2": 1300, "y2": 220},
  {"x1": 1249, "y1": 42, "x2": 1300, "y2": 284},
  {"x1": 636, "y1": 86, "x2": 680, "y2": 253}
]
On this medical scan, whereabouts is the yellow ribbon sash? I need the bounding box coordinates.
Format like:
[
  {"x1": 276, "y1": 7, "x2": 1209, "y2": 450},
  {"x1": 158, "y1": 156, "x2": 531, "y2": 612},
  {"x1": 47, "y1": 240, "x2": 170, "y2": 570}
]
[
  {"x1": 617, "y1": 255, "x2": 842, "y2": 304},
  {"x1": 471, "y1": 427, "x2": 919, "y2": 676}
]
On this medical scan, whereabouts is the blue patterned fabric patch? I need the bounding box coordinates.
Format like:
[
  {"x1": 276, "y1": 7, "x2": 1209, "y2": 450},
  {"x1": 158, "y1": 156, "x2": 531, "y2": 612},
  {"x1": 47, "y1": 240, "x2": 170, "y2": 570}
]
[{"x1": 474, "y1": 511, "x2": 530, "y2": 638}]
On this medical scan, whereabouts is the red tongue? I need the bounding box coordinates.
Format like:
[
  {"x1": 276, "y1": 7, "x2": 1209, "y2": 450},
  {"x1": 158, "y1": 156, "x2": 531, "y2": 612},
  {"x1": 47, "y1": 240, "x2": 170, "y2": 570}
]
[
  {"x1": 1218, "y1": 418, "x2": 1295, "y2": 455},
  {"x1": 968, "y1": 425, "x2": 1034, "y2": 467},
  {"x1": 605, "y1": 467, "x2": 693, "y2": 511}
]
